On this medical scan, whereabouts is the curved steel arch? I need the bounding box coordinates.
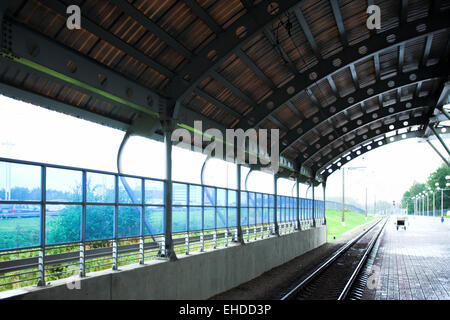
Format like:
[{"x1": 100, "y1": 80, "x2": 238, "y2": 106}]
[
  {"x1": 314, "y1": 121, "x2": 428, "y2": 175},
  {"x1": 309, "y1": 116, "x2": 427, "y2": 173},
  {"x1": 238, "y1": 21, "x2": 449, "y2": 130},
  {"x1": 318, "y1": 129, "x2": 426, "y2": 180},
  {"x1": 299, "y1": 97, "x2": 433, "y2": 165},
  {"x1": 279, "y1": 65, "x2": 446, "y2": 154}
]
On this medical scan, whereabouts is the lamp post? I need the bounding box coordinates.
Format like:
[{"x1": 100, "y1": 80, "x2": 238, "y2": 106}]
[
  {"x1": 433, "y1": 183, "x2": 438, "y2": 217},
  {"x1": 422, "y1": 193, "x2": 425, "y2": 216},
  {"x1": 436, "y1": 178, "x2": 450, "y2": 218},
  {"x1": 412, "y1": 195, "x2": 417, "y2": 215}
]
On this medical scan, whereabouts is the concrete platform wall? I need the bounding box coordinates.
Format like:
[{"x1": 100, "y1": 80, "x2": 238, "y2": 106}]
[{"x1": 5, "y1": 226, "x2": 327, "y2": 300}]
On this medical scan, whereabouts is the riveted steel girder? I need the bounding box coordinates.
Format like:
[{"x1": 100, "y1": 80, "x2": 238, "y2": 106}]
[
  {"x1": 1, "y1": 18, "x2": 226, "y2": 135},
  {"x1": 0, "y1": 82, "x2": 130, "y2": 132},
  {"x1": 4, "y1": 19, "x2": 164, "y2": 115},
  {"x1": 318, "y1": 129, "x2": 426, "y2": 179},
  {"x1": 299, "y1": 97, "x2": 433, "y2": 165},
  {"x1": 237, "y1": 15, "x2": 448, "y2": 130},
  {"x1": 279, "y1": 63, "x2": 447, "y2": 154}
]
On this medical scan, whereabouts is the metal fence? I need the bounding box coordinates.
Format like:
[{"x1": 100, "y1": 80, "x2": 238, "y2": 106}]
[
  {"x1": 410, "y1": 210, "x2": 448, "y2": 216},
  {"x1": 0, "y1": 157, "x2": 325, "y2": 292}
]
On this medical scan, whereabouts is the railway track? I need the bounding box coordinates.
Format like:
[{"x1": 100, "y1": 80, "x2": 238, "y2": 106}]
[{"x1": 281, "y1": 218, "x2": 387, "y2": 300}]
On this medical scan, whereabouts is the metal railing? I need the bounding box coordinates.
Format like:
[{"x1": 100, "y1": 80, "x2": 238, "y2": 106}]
[{"x1": 0, "y1": 157, "x2": 325, "y2": 292}]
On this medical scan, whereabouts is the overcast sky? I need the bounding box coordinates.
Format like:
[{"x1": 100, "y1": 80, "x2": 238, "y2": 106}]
[{"x1": 0, "y1": 94, "x2": 448, "y2": 206}]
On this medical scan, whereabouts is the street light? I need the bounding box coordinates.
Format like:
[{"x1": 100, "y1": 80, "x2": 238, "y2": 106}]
[
  {"x1": 434, "y1": 182, "x2": 440, "y2": 216},
  {"x1": 436, "y1": 177, "x2": 450, "y2": 218},
  {"x1": 422, "y1": 193, "x2": 425, "y2": 216}
]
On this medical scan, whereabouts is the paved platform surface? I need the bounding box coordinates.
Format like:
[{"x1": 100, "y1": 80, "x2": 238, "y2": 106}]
[{"x1": 363, "y1": 216, "x2": 450, "y2": 300}]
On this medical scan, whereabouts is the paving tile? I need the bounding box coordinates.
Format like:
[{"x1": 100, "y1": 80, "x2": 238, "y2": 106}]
[{"x1": 362, "y1": 216, "x2": 450, "y2": 300}]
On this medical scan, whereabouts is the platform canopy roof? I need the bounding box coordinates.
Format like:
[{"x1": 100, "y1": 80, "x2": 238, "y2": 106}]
[{"x1": 0, "y1": 0, "x2": 449, "y2": 183}]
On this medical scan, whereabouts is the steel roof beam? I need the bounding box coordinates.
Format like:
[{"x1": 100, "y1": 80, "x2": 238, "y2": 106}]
[
  {"x1": 301, "y1": 102, "x2": 430, "y2": 165},
  {"x1": 267, "y1": 115, "x2": 289, "y2": 132},
  {"x1": 330, "y1": 0, "x2": 348, "y2": 47},
  {"x1": 311, "y1": 126, "x2": 425, "y2": 176},
  {"x1": 293, "y1": 6, "x2": 320, "y2": 57},
  {"x1": 301, "y1": 87, "x2": 355, "y2": 159},
  {"x1": 4, "y1": 19, "x2": 163, "y2": 115},
  {"x1": 0, "y1": 82, "x2": 130, "y2": 132},
  {"x1": 426, "y1": 139, "x2": 450, "y2": 166},
  {"x1": 42, "y1": 0, "x2": 175, "y2": 79},
  {"x1": 279, "y1": 65, "x2": 446, "y2": 154},
  {"x1": 318, "y1": 129, "x2": 425, "y2": 178},
  {"x1": 401, "y1": 0, "x2": 409, "y2": 25},
  {"x1": 349, "y1": 63, "x2": 360, "y2": 90},
  {"x1": 429, "y1": 125, "x2": 450, "y2": 155},
  {"x1": 108, "y1": 0, "x2": 192, "y2": 58},
  {"x1": 309, "y1": 112, "x2": 423, "y2": 171},
  {"x1": 167, "y1": 0, "x2": 306, "y2": 103},
  {"x1": 430, "y1": 0, "x2": 442, "y2": 16},
  {"x1": 2, "y1": 19, "x2": 225, "y2": 136},
  {"x1": 263, "y1": 26, "x2": 298, "y2": 74},
  {"x1": 437, "y1": 81, "x2": 450, "y2": 107},
  {"x1": 286, "y1": 101, "x2": 305, "y2": 119},
  {"x1": 236, "y1": 17, "x2": 448, "y2": 131},
  {"x1": 192, "y1": 88, "x2": 242, "y2": 118},
  {"x1": 239, "y1": 0, "x2": 254, "y2": 9},
  {"x1": 327, "y1": 75, "x2": 339, "y2": 96},
  {"x1": 235, "y1": 49, "x2": 274, "y2": 88},
  {"x1": 398, "y1": 43, "x2": 405, "y2": 72},
  {"x1": 184, "y1": 0, "x2": 222, "y2": 34},
  {"x1": 209, "y1": 70, "x2": 256, "y2": 109},
  {"x1": 374, "y1": 53, "x2": 381, "y2": 81},
  {"x1": 422, "y1": 34, "x2": 433, "y2": 66}
]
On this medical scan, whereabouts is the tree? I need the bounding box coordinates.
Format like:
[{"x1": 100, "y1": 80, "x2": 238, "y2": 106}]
[
  {"x1": 402, "y1": 182, "x2": 426, "y2": 214},
  {"x1": 402, "y1": 163, "x2": 450, "y2": 215},
  {"x1": 426, "y1": 163, "x2": 450, "y2": 214}
]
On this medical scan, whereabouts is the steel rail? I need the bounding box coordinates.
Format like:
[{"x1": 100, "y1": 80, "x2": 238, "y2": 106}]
[
  {"x1": 338, "y1": 218, "x2": 388, "y2": 300},
  {"x1": 280, "y1": 217, "x2": 386, "y2": 300}
]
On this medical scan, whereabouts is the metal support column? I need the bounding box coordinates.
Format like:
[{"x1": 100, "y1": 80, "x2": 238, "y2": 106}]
[
  {"x1": 80, "y1": 170, "x2": 87, "y2": 275},
  {"x1": 441, "y1": 189, "x2": 444, "y2": 217},
  {"x1": 312, "y1": 183, "x2": 316, "y2": 228},
  {"x1": 323, "y1": 182, "x2": 327, "y2": 225},
  {"x1": 139, "y1": 178, "x2": 145, "y2": 264},
  {"x1": 112, "y1": 175, "x2": 119, "y2": 270},
  {"x1": 273, "y1": 174, "x2": 279, "y2": 236},
  {"x1": 185, "y1": 185, "x2": 190, "y2": 254},
  {"x1": 37, "y1": 166, "x2": 46, "y2": 286},
  {"x1": 425, "y1": 140, "x2": 450, "y2": 167},
  {"x1": 296, "y1": 178, "x2": 301, "y2": 230},
  {"x1": 162, "y1": 120, "x2": 177, "y2": 261},
  {"x1": 341, "y1": 168, "x2": 345, "y2": 226},
  {"x1": 422, "y1": 196, "x2": 425, "y2": 216},
  {"x1": 235, "y1": 164, "x2": 244, "y2": 244},
  {"x1": 433, "y1": 191, "x2": 436, "y2": 217},
  {"x1": 441, "y1": 108, "x2": 450, "y2": 121},
  {"x1": 429, "y1": 126, "x2": 450, "y2": 156}
]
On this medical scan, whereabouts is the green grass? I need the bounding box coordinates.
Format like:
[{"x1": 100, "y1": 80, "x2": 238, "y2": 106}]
[{"x1": 326, "y1": 209, "x2": 375, "y2": 242}]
